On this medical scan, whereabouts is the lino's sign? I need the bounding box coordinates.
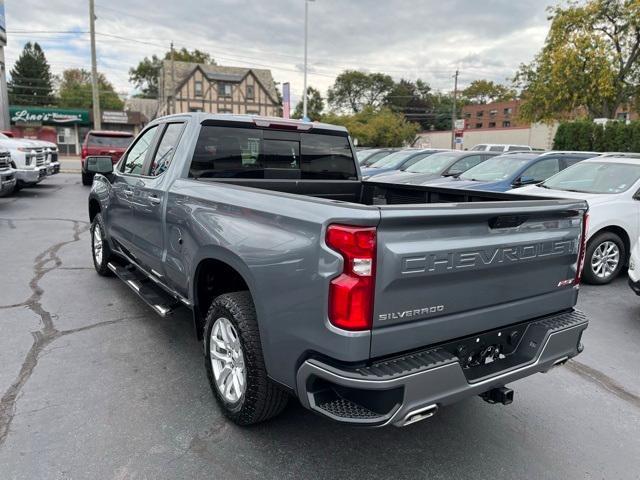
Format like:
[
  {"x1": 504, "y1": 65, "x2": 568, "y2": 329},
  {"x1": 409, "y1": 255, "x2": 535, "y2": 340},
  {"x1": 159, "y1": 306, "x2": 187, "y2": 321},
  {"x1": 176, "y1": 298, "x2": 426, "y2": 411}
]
[{"x1": 9, "y1": 107, "x2": 90, "y2": 126}]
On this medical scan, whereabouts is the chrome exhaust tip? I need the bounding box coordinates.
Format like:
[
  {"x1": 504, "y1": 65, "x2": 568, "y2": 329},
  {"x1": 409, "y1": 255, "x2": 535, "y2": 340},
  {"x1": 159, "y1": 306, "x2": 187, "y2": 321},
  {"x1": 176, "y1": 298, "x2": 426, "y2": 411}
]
[{"x1": 401, "y1": 404, "x2": 438, "y2": 426}]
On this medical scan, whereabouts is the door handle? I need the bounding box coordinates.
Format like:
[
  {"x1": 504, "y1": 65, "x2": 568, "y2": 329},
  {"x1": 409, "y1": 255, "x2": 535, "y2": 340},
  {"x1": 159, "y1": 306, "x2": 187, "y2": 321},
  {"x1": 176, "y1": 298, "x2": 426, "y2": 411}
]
[
  {"x1": 148, "y1": 195, "x2": 161, "y2": 205},
  {"x1": 123, "y1": 189, "x2": 134, "y2": 196}
]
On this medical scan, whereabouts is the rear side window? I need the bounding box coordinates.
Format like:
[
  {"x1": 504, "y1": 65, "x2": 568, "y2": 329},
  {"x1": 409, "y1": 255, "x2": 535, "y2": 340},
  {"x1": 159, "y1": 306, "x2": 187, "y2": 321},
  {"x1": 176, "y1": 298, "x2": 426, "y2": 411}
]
[
  {"x1": 87, "y1": 134, "x2": 133, "y2": 148},
  {"x1": 149, "y1": 123, "x2": 185, "y2": 177},
  {"x1": 448, "y1": 154, "x2": 484, "y2": 175},
  {"x1": 489, "y1": 146, "x2": 505, "y2": 152},
  {"x1": 190, "y1": 125, "x2": 357, "y2": 180},
  {"x1": 507, "y1": 146, "x2": 528, "y2": 152}
]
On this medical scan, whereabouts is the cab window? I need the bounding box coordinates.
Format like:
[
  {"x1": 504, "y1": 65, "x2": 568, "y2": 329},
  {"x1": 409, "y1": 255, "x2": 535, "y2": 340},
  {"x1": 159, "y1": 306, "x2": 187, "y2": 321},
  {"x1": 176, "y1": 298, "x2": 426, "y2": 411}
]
[{"x1": 120, "y1": 126, "x2": 159, "y2": 175}]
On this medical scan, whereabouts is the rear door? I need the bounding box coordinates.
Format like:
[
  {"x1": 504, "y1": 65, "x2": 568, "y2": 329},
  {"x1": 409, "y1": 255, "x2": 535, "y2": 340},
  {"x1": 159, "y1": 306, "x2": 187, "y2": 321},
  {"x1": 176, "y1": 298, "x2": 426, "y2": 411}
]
[
  {"x1": 370, "y1": 200, "x2": 586, "y2": 357},
  {"x1": 129, "y1": 121, "x2": 186, "y2": 277}
]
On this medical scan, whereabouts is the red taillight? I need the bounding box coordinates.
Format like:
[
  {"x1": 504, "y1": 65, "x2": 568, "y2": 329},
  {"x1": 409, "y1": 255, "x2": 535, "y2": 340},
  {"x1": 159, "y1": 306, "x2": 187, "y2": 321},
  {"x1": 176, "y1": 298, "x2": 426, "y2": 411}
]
[
  {"x1": 326, "y1": 225, "x2": 377, "y2": 331},
  {"x1": 81, "y1": 147, "x2": 88, "y2": 160},
  {"x1": 575, "y1": 212, "x2": 590, "y2": 285}
]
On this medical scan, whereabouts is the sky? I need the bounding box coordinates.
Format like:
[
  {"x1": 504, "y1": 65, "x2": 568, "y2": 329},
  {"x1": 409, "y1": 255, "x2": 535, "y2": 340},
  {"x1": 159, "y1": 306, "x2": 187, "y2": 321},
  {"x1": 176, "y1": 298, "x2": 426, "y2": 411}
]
[{"x1": 5, "y1": 0, "x2": 556, "y2": 107}]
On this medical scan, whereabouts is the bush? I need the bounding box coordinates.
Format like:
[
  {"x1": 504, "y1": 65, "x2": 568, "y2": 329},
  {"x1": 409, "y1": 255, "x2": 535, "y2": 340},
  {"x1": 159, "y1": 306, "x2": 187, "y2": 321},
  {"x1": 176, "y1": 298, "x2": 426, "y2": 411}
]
[{"x1": 553, "y1": 120, "x2": 640, "y2": 152}]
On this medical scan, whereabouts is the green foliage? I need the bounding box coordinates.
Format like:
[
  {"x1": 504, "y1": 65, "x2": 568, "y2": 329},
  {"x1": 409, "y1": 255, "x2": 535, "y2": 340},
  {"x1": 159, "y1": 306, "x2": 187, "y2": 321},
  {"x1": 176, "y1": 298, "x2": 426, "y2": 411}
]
[
  {"x1": 327, "y1": 70, "x2": 395, "y2": 113},
  {"x1": 57, "y1": 69, "x2": 124, "y2": 110},
  {"x1": 8, "y1": 42, "x2": 54, "y2": 106},
  {"x1": 323, "y1": 107, "x2": 420, "y2": 147},
  {"x1": 462, "y1": 79, "x2": 516, "y2": 104},
  {"x1": 553, "y1": 120, "x2": 640, "y2": 152},
  {"x1": 129, "y1": 49, "x2": 216, "y2": 98},
  {"x1": 516, "y1": 0, "x2": 640, "y2": 122},
  {"x1": 292, "y1": 86, "x2": 324, "y2": 121}
]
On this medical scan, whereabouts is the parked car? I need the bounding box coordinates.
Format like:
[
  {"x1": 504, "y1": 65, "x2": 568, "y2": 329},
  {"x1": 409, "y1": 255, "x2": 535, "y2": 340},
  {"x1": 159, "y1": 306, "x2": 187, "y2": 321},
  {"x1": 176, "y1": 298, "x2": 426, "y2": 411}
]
[
  {"x1": 0, "y1": 147, "x2": 17, "y2": 196},
  {"x1": 81, "y1": 130, "x2": 134, "y2": 185},
  {"x1": 0, "y1": 133, "x2": 48, "y2": 188},
  {"x1": 515, "y1": 156, "x2": 640, "y2": 284},
  {"x1": 86, "y1": 113, "x2": 589, "y2": 427},
  {"x1": 425, "y1": 151, "x2": 598, "y2": 192},
  {"x1": 372, "y1": 151, "x2": 499, "y2": 185},
  {"x1": 357, "y1": 148, "x2": 397, "y2": 166},
  {"x1": 361, "y1": 148, "x2": 450, "y2": 178},
  {"x1": 470, "y1": 144, "x2": 532, "y2": 153}
]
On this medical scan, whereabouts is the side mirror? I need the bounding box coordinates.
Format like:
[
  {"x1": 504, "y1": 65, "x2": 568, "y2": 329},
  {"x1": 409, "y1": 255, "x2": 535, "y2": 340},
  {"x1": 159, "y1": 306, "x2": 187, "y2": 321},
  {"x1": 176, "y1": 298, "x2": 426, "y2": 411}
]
[
  {"x1": 513, "y1": 176, "x2": 537, "y2": 187},
  {"x1": 86, "y1": 156, "x2": 114, "y2": 175}
]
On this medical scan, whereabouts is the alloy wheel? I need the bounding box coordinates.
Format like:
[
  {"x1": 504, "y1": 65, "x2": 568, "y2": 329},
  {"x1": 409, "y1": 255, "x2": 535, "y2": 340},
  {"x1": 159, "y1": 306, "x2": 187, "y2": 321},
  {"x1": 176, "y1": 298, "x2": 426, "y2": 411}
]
[
  {"x1": 209, "y1": 317, "x2": 246, "y2": 404},
  {"x1": 591, "y1": 240, "x2": 620, "y2": 280}
]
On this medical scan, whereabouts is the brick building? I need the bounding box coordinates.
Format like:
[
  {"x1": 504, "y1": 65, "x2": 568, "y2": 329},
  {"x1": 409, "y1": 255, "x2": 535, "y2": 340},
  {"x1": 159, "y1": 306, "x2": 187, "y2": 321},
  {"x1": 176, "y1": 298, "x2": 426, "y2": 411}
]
[
  {"x1": 158, "y1": 61, "x2": 281, "y2": 117},
  {"x1": 462, "y1": 100, "x2": 527, "y2": 131}
]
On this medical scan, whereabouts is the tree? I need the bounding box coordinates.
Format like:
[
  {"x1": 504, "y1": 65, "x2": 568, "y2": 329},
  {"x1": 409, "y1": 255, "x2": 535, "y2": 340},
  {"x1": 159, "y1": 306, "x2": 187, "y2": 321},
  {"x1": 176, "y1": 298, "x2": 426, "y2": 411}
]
[
  {"x1": 322, "y1": 107, "x2": 419, "y2": 147},
  {"x1": 516, "y1": 0, "x2": 640, "y2": 122},
  {"x1": 57, "y1": 69, "x2": 124, "y2": 110},
  {"x1": 462, "y1": 79, "x2": 516, "y2": 104},
  {"x1": 292, "y1": 86, "x2": 324, "y2": 120},
  {"x1": 129, "y1": 48, "x2": 216, "y2": 98},
  {"x1": 8, "y1": 42, "x2": 53, "y2": 106},
  {"x1": 327, "y1": 70, "x2": 394, "y2": 113}
]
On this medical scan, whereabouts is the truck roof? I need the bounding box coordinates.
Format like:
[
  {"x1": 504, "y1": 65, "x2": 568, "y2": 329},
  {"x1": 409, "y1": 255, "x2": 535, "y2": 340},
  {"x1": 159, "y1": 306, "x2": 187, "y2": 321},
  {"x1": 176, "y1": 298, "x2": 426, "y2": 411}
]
[{"x1": 157, "y1": 113, "x2": 349, "y2": 133}]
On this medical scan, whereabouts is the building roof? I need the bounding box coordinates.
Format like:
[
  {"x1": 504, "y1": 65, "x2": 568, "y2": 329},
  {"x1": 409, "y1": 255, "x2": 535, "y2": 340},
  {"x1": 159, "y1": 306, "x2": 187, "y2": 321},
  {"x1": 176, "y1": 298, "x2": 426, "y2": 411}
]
[
  {"x1": 160, "y1": 60, "x2": 279, "y2": 104},
  {"x1": 125, "y1": 97, "x2": 160, "y2": 121}
]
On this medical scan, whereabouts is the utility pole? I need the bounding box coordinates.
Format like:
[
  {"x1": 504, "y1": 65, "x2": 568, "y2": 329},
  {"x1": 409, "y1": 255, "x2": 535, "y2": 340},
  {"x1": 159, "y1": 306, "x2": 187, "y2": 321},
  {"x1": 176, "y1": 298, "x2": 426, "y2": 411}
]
[
  {"x1": 302, "y1": 0, "x2": 314, "y2": 121},
  {"x1": 169, "y1": 42, "x2": 176, "y2": 115},
  {"x1": 89, "y1": 0, "x2": 101, "y2": 129},
  {"x1": 450, "y1": 69, "x2": 459, "y2": 150},
  {"x1": 0, "y1": 40, "x2": 9, "y2": 131}
]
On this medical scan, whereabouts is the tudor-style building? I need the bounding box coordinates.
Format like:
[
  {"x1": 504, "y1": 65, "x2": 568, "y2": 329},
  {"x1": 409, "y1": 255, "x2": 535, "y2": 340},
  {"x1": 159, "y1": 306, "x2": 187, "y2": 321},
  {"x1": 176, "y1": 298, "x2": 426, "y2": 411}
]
[{"x1": 158, "y1": 60, "x2": 281, "y2": 117}]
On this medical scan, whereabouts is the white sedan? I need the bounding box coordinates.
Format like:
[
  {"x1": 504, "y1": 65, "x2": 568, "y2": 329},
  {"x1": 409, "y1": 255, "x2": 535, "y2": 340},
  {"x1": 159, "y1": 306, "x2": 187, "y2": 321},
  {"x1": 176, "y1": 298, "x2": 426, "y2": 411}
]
[{"x1": 512, "y1": 156, "x2": 640, "y2": 285}]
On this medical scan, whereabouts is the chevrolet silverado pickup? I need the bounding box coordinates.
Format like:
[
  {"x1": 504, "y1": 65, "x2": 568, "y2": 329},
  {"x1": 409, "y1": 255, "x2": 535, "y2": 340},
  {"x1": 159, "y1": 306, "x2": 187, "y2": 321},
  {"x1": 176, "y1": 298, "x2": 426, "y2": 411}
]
[{"x1": 87, "y1": 113, "x2": 589, "y2": 427}]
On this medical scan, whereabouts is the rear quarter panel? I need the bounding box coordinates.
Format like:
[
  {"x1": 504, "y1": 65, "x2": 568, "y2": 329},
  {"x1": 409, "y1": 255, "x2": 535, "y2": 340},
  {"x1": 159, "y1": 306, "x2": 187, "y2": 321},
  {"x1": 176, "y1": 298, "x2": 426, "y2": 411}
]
[{"x1": 165, "y1": 179, "x2": 380, "y2": 389}]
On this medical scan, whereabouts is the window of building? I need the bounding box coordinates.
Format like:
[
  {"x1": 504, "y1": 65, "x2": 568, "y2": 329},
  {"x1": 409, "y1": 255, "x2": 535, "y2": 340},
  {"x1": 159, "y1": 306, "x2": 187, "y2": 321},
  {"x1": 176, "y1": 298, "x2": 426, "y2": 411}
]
[
  {"x1": 194, "y1": 80, "x2": 203, "y2": 97},
  {"x1": 247, "y1": 85, "x2": 255, "y2": 100},
  {"x1": 475, "y1": 123, "x2": 483, "y2": 129},
  {"x1": 120, "y1": 126, "x2": 158, "y2": 176},
  {"x1": 189, "y1": 107, "x2": 203, "y2": 112},
  {"x1": 476, "y1": 111, "x2": 484, "y2": 117},
  {"x1": 464, "y1": 112, "x2": 471, "y2": 119},
  {"x1": 617, "y1": 112, "x2": 629, "y2": 122},
  {"x1": 502, "y1": 121, "x2": 511, "y2": 128},
  {"x1": 218, "y1": 82, "x2": 232, "y2": 97},
  {"x1": 488, "y1": 122, "x2": 496, "y2": 128},
  {"x1": 489, "y1": 110, "x2": 497, "y2": 117},
  {"x1": 149, "y1": 123, "x2": 185, "y2": 177},
  {"x1": 189, "y1": 125, "x2": 357, "y2": 180},
  {"x1": 219, "y1": 109, "x2": 233, "y2": 114},
  {"x1": 504, "y1": 107, "x2": 513, "y2": 115}
]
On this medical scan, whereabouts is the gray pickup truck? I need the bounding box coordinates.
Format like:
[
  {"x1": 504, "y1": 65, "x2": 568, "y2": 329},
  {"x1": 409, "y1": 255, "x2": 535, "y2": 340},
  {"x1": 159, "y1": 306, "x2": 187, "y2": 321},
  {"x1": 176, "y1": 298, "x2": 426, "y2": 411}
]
[{"x1": 87, "y1": 113, "x2": 589, "y2": 427}]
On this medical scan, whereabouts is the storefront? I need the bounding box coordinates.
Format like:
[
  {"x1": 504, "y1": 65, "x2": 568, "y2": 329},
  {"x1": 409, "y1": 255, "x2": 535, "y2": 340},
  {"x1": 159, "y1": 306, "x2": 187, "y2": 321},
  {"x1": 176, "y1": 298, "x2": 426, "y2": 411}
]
[{"x1": 9, "y1": 107, "x2": 90, "y2": 155}]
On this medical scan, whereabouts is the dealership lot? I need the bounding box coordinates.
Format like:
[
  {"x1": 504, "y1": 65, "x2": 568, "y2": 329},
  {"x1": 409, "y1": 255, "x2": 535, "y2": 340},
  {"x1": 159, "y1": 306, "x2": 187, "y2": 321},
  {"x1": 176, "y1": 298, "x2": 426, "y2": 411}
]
[{"x1": 1, "y1": 174, "x2": 639, "y2": 479}]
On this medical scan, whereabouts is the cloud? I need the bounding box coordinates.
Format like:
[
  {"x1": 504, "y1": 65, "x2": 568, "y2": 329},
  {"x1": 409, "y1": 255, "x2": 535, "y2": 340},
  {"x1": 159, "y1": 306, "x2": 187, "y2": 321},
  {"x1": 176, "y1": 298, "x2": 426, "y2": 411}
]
[{"x1": 5, "y1": 0, "x2": 555, "y2": 100}]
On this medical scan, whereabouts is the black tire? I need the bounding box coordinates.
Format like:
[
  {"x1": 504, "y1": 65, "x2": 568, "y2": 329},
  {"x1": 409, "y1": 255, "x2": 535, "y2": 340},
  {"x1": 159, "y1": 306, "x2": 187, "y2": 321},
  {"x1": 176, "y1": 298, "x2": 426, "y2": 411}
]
[
  {"x1": 582, "y1": 231, "x2": 626, "y2": 285},
  {"x1": 82, "y1": 172, "x2": 93, "y2": 186},
  {"x1": 204, "y1": 291, "x2": 288, "y2": 426},
  {"x1": 90, "y1": 213, "x2": 113, "y2": 276}
]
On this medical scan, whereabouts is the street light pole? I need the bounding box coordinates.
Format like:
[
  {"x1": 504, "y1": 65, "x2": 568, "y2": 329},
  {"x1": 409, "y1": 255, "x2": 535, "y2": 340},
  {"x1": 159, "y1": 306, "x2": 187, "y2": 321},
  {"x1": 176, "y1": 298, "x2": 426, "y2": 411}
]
[
  {"x1": 302, "y1": 0, "x2": 314, "y2": 121},
  {"x1": 450, "y1": 69, "x2": 459, "y2": 150},
  {"x1": 89, "y1": 0, "x2": 101, "y2": 129}
]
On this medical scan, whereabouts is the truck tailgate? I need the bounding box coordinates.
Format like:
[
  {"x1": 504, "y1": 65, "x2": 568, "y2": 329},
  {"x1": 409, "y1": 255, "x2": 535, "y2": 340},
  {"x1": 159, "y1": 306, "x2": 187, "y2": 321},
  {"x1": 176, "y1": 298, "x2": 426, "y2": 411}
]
[{"x1": 371, "y1": 200, "x2": 587, "y2": 358}]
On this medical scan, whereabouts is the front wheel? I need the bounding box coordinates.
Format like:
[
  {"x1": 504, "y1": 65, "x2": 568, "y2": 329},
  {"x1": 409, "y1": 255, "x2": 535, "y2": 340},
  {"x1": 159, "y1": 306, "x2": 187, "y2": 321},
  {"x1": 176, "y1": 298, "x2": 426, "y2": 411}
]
[
  {"x1": 91, "y1": 213, "x2": 113, "y2": 276},
  {"x1": 583, "y1": 232, "x2": 625, "y2": 285},
  {"x1": 204, "y1": 292, "x2": 288, "y2": 425}
]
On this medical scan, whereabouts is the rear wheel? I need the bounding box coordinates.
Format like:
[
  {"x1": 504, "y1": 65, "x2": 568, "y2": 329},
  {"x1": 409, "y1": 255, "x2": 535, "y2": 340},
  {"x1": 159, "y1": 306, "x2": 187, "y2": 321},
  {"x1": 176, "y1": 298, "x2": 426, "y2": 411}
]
[
  {"x1": 82, "y1": 172, "x2": 93, "y2": 186},
  {"x1": 583, "y1": 232, "x2": 625, "y2": 285},
  {"x1": 204, "y1": 292, "x2": 288, "y2": 425}
]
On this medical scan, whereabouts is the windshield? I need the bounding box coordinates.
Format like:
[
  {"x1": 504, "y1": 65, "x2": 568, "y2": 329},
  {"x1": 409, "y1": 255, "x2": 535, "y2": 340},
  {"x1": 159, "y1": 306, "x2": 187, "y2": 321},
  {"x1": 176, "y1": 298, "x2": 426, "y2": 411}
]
[
  {"x1": 405, "y1": 153, "x2": 461, "y2": 174},
  {"x1": 460, "y1": 156, "x2": 530, "y2": 182},
  {"x1": 370, "y1": 150, "x2": 420, "y2": 168},
  {"x1": 541, "y1": 162, "x2": 640, "y2": 194},
  {"x1": 361, "y1": 150, "x2": 392, "y2": 166},
  {"x1": 357, "y1": 149, "x2": 378, "y2": 162}
]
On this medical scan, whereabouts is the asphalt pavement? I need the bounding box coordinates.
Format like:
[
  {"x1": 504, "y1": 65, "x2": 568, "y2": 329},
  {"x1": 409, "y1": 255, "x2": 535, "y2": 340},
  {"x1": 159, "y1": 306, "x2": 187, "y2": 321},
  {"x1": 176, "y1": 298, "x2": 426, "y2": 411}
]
[{"x1": 1, "y1": 174, "x2": 639, "y2": 480}]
